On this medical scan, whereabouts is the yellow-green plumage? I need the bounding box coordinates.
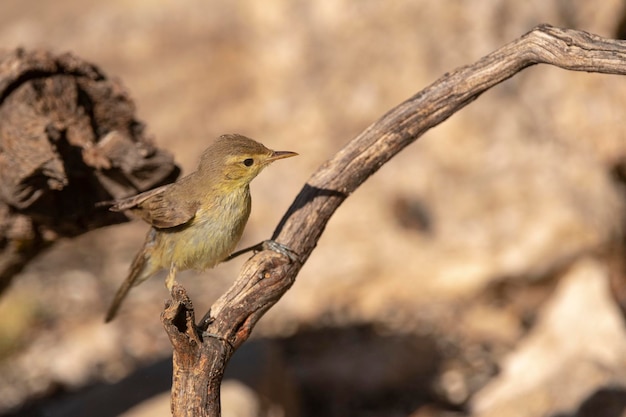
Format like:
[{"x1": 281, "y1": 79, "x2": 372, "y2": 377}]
[{"x1": 104, "y1": 134, "x2": 297, "y2": 322}]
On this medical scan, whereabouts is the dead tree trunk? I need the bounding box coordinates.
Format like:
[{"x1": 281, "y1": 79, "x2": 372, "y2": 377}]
[
  {"x1": 0, "y1": 49, "x2": 180, "y2": 293},
  {"x1": 161, "y1": 25, "x2": 626, "y2": 416}
]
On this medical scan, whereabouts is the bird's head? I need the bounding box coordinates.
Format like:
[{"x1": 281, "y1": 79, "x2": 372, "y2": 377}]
[{"x1": 199, "y1": 134, "x2": 298, "y2": 185}]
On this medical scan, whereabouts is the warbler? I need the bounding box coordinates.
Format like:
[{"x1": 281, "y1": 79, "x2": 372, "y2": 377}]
[{"x1": 104, "y1": 134, "x2": 297, "y2": 322}]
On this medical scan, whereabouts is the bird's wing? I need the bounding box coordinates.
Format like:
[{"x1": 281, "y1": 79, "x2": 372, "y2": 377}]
[
  {"x1": 110, "y1": 185, "x2": 171, "y2": 211},
  {"x1": 139, "y1": 190, "x2": 200, "y2": 228},
  {"x1": 111, "y1": 184, "x2": 199, "y2": 229}
]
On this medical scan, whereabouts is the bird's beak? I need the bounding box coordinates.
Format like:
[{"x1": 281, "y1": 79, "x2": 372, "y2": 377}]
[{"x1": 267, "y1": 150, "x2": 298, "y2": 162}]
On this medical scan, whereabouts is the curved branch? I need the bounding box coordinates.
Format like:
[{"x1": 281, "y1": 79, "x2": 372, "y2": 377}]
[
  {"x1": 163, "y1": 25, "x2": 626, "y2": 416},
  {"x1": 275, "y1": 24, "x2": 626, "y2": 259}
]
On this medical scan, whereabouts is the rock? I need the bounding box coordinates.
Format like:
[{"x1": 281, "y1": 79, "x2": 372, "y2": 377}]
[{"x1": 472, "y1": 257, "x2": 626, "y2": 417}]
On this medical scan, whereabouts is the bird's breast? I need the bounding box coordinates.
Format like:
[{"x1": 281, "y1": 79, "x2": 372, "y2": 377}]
[{"x1": 154, "y1": 187, "x2": 251, "y2": 271}]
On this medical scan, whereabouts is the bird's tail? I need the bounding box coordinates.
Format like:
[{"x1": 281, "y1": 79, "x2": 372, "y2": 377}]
[{"x1": 105, "y1": 249, "x2": 154, "y2": 322}]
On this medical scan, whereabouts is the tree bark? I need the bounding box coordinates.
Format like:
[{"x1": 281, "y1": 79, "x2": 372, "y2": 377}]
[
  {"x1": 162, "y1": 25, "x2": 626, "y2": 416},
  {"x1": 0, "y1": 48, "x2": 180, "y2": 293}
]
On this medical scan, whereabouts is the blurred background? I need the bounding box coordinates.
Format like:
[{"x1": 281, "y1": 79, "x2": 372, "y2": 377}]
[{"x1": 2, "y1": 1, "x2": 626, "y2": 416}]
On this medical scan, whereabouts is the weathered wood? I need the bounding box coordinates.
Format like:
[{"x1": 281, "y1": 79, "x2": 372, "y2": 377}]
[
  {"x1": 0, "y1": 48, "x2": 180, "y2": 292},
  {"x1": 162, "y1": 25, "x2": 626, "y2": 416}
]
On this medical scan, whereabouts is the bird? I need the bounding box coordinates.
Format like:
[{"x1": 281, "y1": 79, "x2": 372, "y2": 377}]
[{"x1": 104, "y1": 134, "x2": 297, "y2": 322}]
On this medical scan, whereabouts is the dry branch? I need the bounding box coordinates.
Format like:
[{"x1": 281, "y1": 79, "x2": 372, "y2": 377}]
[
  {"x1": 161, "y1": 24, "x2": 626, "y2": 416},
  {"x1": 0, "y1": 49, "x2": 180, "y2": 293}
]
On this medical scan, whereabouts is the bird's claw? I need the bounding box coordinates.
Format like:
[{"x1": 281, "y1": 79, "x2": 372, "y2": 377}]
[
  {"x1": 261, "y1": 240, "x2": 299, "y2": 263},
  {"x1": 197, "y1": 311, "x2": 214, "y2": 331},
  {"x1": 226, "y1": 240, "x2": 298, "y2": 263}
]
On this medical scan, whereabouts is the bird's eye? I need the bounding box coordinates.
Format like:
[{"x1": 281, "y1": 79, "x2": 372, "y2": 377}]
[{"x1": 243, "y1": 158, "x2": 254, "y2": 167}]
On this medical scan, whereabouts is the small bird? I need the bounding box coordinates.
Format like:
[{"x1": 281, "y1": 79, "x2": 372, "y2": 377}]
[{"x1": 104, "y1": 134, "x2": 297, "y2": 322}]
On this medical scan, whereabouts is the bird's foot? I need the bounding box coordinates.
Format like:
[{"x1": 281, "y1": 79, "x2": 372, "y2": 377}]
[
  {"x1": 225, "y1": 240, "x2": 298, "y2": 263},
  {"x1": 165, "y1": 277, "x2": 180, "y2": 291},
  {"x1": 198, "y1": 310, "x2": 214, "y2": 330},
  {"x1": 165, "y1": 264, "x2": 178, "y2": 290},
  {"x1": 260, "y1": 240, "x2": 299, "y2": 263}
]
